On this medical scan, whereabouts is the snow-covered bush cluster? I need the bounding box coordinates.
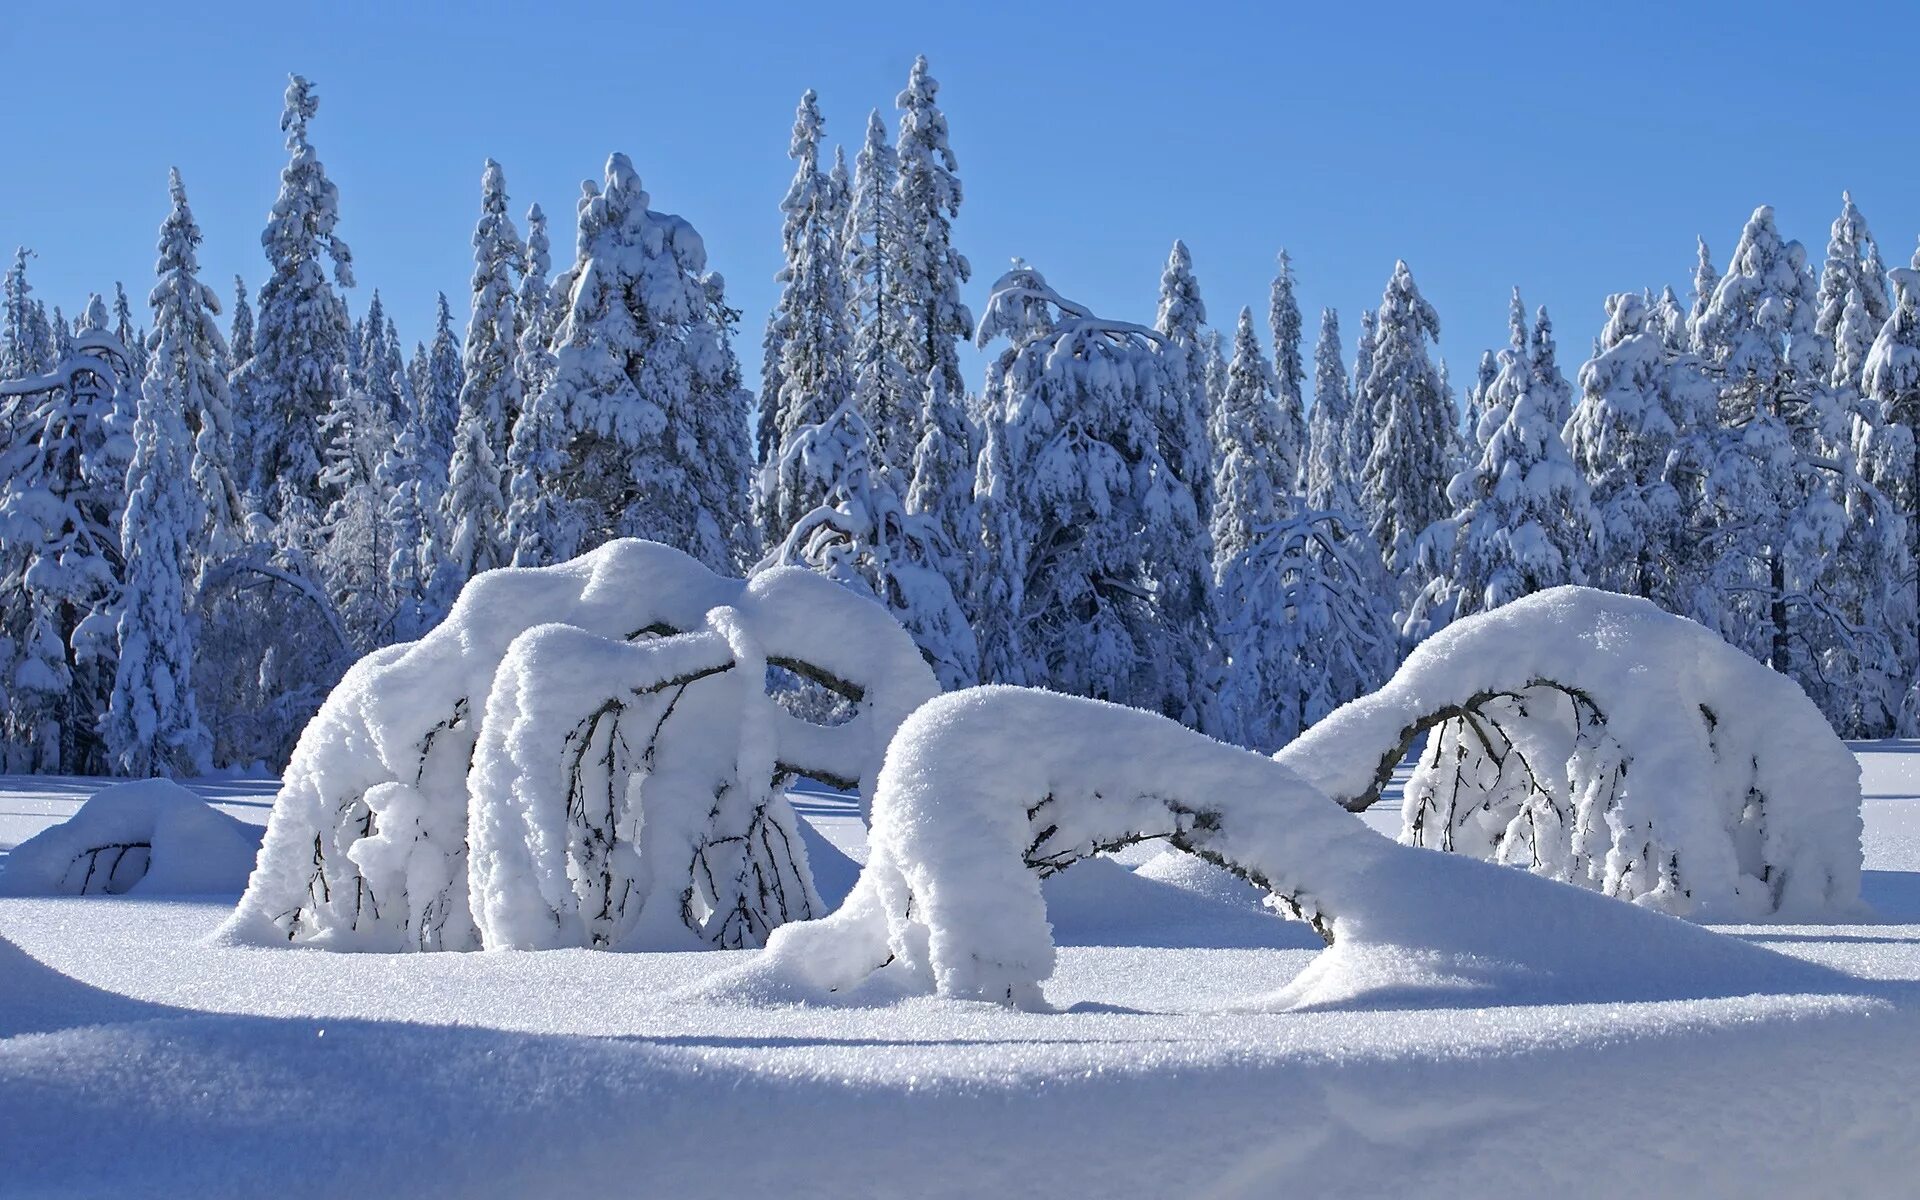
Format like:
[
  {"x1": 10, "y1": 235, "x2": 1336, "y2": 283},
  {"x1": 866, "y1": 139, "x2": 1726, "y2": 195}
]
[
  {"x1": 221, "y1": 539, "x2": 936, "y2": 951},
  {"x1": 0, "y1": 780, "x2": 262, "y2": 897},
  {"x1": 4, "y1": 63, "x2": 1916, "y2": 793}
]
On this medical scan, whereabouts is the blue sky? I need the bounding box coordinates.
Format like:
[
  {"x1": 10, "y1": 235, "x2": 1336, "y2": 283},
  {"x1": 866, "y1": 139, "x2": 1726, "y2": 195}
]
[{"x1": 4, "y1": 0, "x2": 1917, "y2": 396}]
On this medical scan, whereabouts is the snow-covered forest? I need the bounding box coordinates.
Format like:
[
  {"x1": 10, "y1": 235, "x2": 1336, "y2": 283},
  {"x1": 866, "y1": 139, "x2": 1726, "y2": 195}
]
[{"x1": 3, "y1": 64, "x2": 1916, "y2": 782}]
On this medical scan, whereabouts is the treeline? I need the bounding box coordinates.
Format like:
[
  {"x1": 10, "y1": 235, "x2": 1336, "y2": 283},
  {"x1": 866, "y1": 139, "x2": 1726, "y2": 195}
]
[{"x1": 1, "y1": 61, "x2": 1915, "y2": 779}]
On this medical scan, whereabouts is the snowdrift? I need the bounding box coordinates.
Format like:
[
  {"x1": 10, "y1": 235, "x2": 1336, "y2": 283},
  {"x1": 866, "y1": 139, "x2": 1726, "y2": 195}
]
[
  {"x1": 710, "y1": 686, "x2": 1849, "y2": 1010},
  {"x1": 1277, "y1": 587, "x2": 1863, "y2": 918},
  {"x1": 221, "y1": 540, "x2": 937, "y2": 951},
  {"x1": 0, "y1": 779, "x2": 262, "y2": 897}
]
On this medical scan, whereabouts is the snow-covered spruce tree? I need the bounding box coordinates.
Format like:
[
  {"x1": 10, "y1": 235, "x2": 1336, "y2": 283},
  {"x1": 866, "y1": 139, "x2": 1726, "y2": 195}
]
[
  {"x1": 1529, "y1": 305, "x2": 1573, "y2": 429},
  {"x1": 841, "y1": 110, "x2": 912, "y2": 474},
  {"x1": 519, "y1": 154, "x2": 752, "y2": 571},
  {"x1": 758, "y1": 91, "x2": 855, "y2": 543},
  {"x1": 438, "y1": 160, "x2": 521, "y2": 589},
  {"x1": 1406, "y1": 321, "x2": 1600, "y2": 636},
  {"x1": 970, "y1": 263, "x2": 1210, "y2": 723},
  {"x1": 0, "y1": 328, "x2": 136, "y2": 772},
  {"x1": 1209, "y1": 307, "x2": 1291, "y2": 573},
  {"x1": 315, "y1": 324, "x2": 397, "y2": 650},
  {"x1": 112, "y1": 282, "x2": 147, "y2": 387},
  {"x1": 1864, "y1": 263, "x2": 1920, "y2": 729},
  {"x1": 1562, "y1": 291, "x2": 1719, "y2": 608},
  {"x1": 225, "y1": 277, "x2": 254, "y2": 461},
  {"x1": 145, "y1": 170, "x2": 242, "y2": 566},
  {"x1": 1215, "y1": 509, "x2": 1397, "y2": 753},
  {"x1": 422, "y1": 293, "x2": 463, "y2": 486},
  {"x1": 1462, "y1": 349, "x2": 1499, "y2": 454},
  {"x1": 230, "y1": 75, "x2": 355, "y2": 518},
  {"x1": 1268, "y1": 249, "x2": 1309, "y2": 491},
  {"x1": 1201, "y1": 328, "x2": 1228, "y2": 417},
  {"x1": 1356, "y1": 261, "x2": 1450, "y2": 576},
  {"x1": 906, "y1": 366, "x2": 976, "y2": 597},
  {"x1": 1154, "y1": 239, "x2": 1214, "y2": 521},
  {"x1": 766, "y1": 397, "x2": 978, "y2": 689},
  {"x1": 513, "y1": 203, "x2": 556, "y2": 399},
  {"x1": 104, "y1": 270, "x2": 213, "y2": 779},
  {"x1": 354, "y1": 291, "x2": 408, "y2": 425},
  {"x1": 1343, "y1": 307, "x2": 1377, "y2": 489},
  {"x1": 1816, "y1": 192, "x2": 1893, "y2": 350},
  {"x1": 888, "y1": 55, "x2": 972, "y2": 475},
  {"x1": 1303, "y1": 307, "x2": 1356, "y2": 512},
  {"x1": 1694, "y1": 205, "x2": 1848, "y2": 678}
]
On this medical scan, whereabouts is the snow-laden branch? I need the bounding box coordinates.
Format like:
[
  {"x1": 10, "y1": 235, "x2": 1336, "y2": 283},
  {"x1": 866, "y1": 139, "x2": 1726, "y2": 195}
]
[
  {"x1": 1276, "y1": 587, "x2": 1862, "y2": 917},
  {"x1": 709, "y1": 683, "x2": 1843, "y2": 1011}
]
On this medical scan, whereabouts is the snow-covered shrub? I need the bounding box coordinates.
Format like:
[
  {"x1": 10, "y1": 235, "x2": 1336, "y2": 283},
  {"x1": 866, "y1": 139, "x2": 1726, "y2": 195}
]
[
  {"x1": 1277, "y1": 587, "x2": 1862, "y2": 918},
  {"x1": 0, "y1": 780, "x2": 263, "y2": 896},
  {"x1": 714, "y1": 684, "x2": 1840, "y2": 1011},
  {"x1": 221, "y1": 539, "x2": 937, "y2": 951}
]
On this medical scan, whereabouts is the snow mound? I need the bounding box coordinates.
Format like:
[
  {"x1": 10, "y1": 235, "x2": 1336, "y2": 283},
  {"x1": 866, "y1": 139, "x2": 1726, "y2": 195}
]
[
  {"x1": 1277, "y1": 587, "x2": 1863, "y2": 918},
  {"x1": 222, "y1": 540, "x2": 937, "y2": 952},
  {"x1": 706, "y1": 686, "x2": 1852, "y2": 1011},
  {"x1": 0, "y1": 780, "x2": 262, "y2": 897}
]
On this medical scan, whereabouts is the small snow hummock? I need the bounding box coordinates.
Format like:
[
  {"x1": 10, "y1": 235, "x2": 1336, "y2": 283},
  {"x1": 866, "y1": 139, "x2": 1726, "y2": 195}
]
[
  {"x1": 0, "y1": 780, "x2": 263, "y2": 896},
  {"x1": 704, "y1": 684, "x2": 1849, "y2": 1012},
  {"x1": 1277, "y1": 586, "x2": 1864, "y2": 919},
  {"x1": 221, "y1": 540, "x2": 937, "y2": 952}
]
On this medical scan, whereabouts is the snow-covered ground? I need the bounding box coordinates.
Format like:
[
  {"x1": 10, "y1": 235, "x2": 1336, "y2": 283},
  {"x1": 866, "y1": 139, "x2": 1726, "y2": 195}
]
[{"x1": 2, "y1": 746, "x2": 1918, "y2": 1198}]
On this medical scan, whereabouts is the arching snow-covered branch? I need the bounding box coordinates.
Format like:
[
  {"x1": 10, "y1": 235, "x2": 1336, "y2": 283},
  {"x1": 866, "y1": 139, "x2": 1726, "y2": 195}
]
[
  {"x1": 711, "y1": 686, "x2": 1841, "y2": 1011},
  {"x1": 1275, "y1": 587, "x2": 1862, "y2": 918},
  {"x1": 221, "y1": 540, "x2": 936, "y2": 951}
]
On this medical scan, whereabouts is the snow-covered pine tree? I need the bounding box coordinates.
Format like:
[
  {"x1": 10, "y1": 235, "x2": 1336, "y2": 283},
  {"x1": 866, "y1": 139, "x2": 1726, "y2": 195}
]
[
  {"x1": 1356, "y1": 261, "x2": 1450, "y2": 576},
  {"x1": 518, "y1": 154, "x2": 751, "y2": 570},
  {"x1": 504, "y1": 205, "x2": 562, "y2": 570},
  {"x1": 1210, "y1": 307, "x2": 1291, "y2": 574},
  {"x1": 145, "y1": 170, "x2": 242, "y2": 565},
  {"x1": 1864, "y1": 262, "x2": 1920, "y2": 717},
  {"x1": 105, "y1": 238, "x2": 213, "y2": 778},
  {"x1": 759, "y1": 91, "x2": 855, "y2": 544},
  {"x1": 1214, "y1": 509, "x2": 1397, "y2": 753},
  {"x1": 0, "y1": 323, "x2": 136, "y2": 772},
  {"x1": 1268, "y1": 249, "x2": 1309, "y2": 491},
  {"x1": 315, "y1": 319, "x2": 398, "y2": 650},
  {"x1": 970, "y1": 262, "x2": 1209, "y2": 723},
  {"x1": 889, "y1": 55, "x2": 972, "y2": 475},
  {"x1": 1406, "y1": 334, "x2": 1598, "y2": 637},
  {"x1": 1529, "y1": 305, "x2": 1573, "y2": 428},
  {"x1": 514, "y1": 203, "x2": 556, "y2": 400},
  {"x1": 1687, "y1": 236, "x2": 1719, "y2": 353},
  {"x1": 1562, "y1": 292, "x2": 1719, "y2": 608},
  {"x1": 1303, "y1": 307, "x2": 1355, "y2": 512},
  {"x1": 1694, "y1": 205, "x2": 1848, "y2": 677},
  {"x1": 1344, "y1": 307, "x2": 1377, "y2": 485},
  {"x1": 230, "y1": 75, "x2": 355, "y2": 520},
  {"x1": 2, "y1": 249, "x2": 54, "y2": 379},
  {"x1": 423, "y1": 293, "x2": 463, "y2": 477},
  {"x1": 438, "y1": 159, "x2": 521, "y2": 588},
  {"x1": 112, "y1": 282, "x2": 148, "y2": 386},
  {"x1": 906, "y1": 366, "x2": 975, "y2": 597},
  {"x1": 1155, "y1": 239, "x2": 1214, "y2": 520},
  {"x1": 1816, "y1": 192, "x2": 1893, "y2": 349}
]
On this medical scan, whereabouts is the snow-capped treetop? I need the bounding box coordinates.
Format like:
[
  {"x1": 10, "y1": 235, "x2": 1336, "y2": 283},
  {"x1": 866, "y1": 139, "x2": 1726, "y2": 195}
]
[
  {"x1": 421, "y1": 292, "x2": 463, "y2": 472},
  {"x1": 228, "y1": 276, "x2": 253, "y2": 367},
  {"x1": 891, "y1": 55, "x2": 972, "y2": 404},
  {"x1": 1817, "y1": 191, "x2": 1892, "y2": 342},
  {"x1": 1154, "y1": 239, "x2": 1205, "y2": 342},
  {"x1": 1865, "y1": 267, "x2": 1920, "y2": 429},
  {"x1": 1154, "y1": 239, "x2": 1213, "y2": 516},
  {"x1": 842, "y1": 109, "x2": 909, "y2": 473},
  {"x1": 1834, "y1": 285, "x2": 1878, "y2": 393}
]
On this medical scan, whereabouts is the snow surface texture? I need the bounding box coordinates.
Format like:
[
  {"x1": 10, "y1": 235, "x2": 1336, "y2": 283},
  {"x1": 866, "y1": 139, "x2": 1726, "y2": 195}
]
[
  {"x1": 3, "y1": 760, "x2": 1919, "y2": 1197},
  {"x1": 1277, "y1": 587, "x2": 1863, "y2": 918},
  {"x1": 222, "y1": 540, "x2": 937, "y2": 951},
  {"x1": 714, "y1": 685, "x2": 1849, "y2": 1011},
  {"x1": 0, "y1": 779, "x2": 261, "y2": 897}
]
